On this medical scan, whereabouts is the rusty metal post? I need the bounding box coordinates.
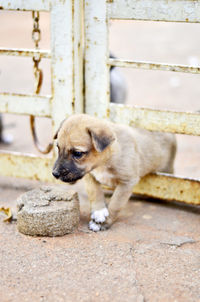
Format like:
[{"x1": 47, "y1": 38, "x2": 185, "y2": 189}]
[{"x1": 84, "y1": 0, "x2": 110, "y2": 118}]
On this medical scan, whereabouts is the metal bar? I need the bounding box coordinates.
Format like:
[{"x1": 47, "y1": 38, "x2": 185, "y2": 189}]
[
  {"x1": 0, "y1": 152, "x2": 55, "y2": 182},
  {"x1": 1, "y1": 148, "x2": 199, "y2": 205},
  {"x1": 103, "y1": 173, "x2": 200, "y2": 205},
  {"x1": 50, "y1": 1, "x2": 75, "y2": 134},
  {"x1": 74, "y1": 0, "x2": 84, "y2": 114},
  {"x1": 0, "y1": 48, "x2": 51, "y2": 59},
  {"x1": 133, "y1": 173, "x2": 200, "y2": 205},
  {"x1": 110, "y1": 103, "x2": 200, "y2": 136},
  {"x1": 107, "y1": 0, "x2": 200, "y2": 23},
  {"x1": 84, "y1": 0, "x2": 110, "y2": 118},
  {"x1": 0, "y1": 0, "x2": 50, "y2": 11},
  {"x1": 108, "y1": 58, "x2": 200, "y2": 75},
  {"x1": 0, "y1": 93, "x2": 51, "y2": 117}
]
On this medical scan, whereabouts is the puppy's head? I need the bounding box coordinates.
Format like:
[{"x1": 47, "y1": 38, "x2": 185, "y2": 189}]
[{"x1": 52, "y1": 114, "x2": 115, "y2": 184}]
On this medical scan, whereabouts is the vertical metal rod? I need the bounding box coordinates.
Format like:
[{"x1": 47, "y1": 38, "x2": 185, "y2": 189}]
[
  {"x1": 50, "y1": 0, "x2": 75, "y2": 156},
  {"x1": 84, "y1": 0, "x2": 110, "y2": 119},
  {"x1": 74, "y1": 0, "x2": 84, "y2": 114}
]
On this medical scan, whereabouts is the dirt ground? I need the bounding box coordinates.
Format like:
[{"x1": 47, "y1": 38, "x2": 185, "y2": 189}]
[{"x1": 0, "y1": 11, "x2": 200, "y2": 302}]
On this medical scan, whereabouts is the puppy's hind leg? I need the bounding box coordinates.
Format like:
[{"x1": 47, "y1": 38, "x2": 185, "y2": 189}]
[{"x1": 84, "y1": 173, "x2": 108, "y2": 232}]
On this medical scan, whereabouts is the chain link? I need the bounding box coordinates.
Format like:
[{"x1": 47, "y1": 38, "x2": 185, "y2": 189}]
[
  {"x1": 32, "y1": 11, "x2": 42, "y2": 94},
  {"x1": 30, "y1": 11, "x2": 53, "y2": 154},
  {"x1": 32, "y1": 11, "x2": 41, "y2": 48}
]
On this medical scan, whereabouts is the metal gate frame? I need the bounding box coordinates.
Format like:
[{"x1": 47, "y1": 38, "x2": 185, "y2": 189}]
[
  {"x1": 0, "y1": 0, "x2": 200, "y2": 205},
  {"x1": 0, "y1": 0, "x2": 83, "y2": 182},
  {"x1": 84, "y1": 0, "x2": 200, "y2": 205}
]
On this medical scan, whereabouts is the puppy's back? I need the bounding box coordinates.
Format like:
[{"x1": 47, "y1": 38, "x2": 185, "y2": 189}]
[{"x1": 110, "y1": 122, "x2": 176, "y2": 177}]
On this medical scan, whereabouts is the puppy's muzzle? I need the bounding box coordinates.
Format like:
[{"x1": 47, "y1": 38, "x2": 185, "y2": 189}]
[{"x1": 52, "y1": 159, "x2": 85, "y2": 183}]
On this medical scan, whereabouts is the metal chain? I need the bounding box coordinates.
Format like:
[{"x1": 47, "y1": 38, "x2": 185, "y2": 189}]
[
  {"x1": 32, "y1": 11, "x2": 43, "y2": 94},
  {"x1": 30, "y1": 11, "x2": 53, "y2": 154},
  {"x1": 32, "y1": 11, "x2": 41, "y2": 48}
]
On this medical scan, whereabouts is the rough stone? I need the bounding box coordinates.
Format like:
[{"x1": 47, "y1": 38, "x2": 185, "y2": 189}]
[{"x1": 17, "y1": 186, "x2": 80, "y2": 236}]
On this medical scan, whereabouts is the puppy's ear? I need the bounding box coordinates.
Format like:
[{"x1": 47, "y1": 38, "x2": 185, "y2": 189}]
[
  {"x1": 53, "y1": 119, "x2": 66, "y2": 140},
  {"x1": 87, "y1": 126, "x2": 115, "y2": 152}
]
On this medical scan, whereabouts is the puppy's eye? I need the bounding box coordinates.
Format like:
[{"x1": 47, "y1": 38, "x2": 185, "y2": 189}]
[{"x1": 72, "y1": 150, "x2": 85, "y2": 159}]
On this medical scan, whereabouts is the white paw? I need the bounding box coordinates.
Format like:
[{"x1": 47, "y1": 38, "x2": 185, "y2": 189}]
[
  {"x1": 91, "y1": 207, "x2": 109, "y2": 223},
  {"x1": 89, "y1": 221, "x2": 101, "y2": 232}
]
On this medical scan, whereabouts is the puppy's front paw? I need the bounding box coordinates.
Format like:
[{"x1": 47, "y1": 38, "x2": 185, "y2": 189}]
[
  {"x1": 91, "y1": 207, "x2": 109, "y2": 223},
  {"x1": 89, "y1": 220, "x2": 101, "y2": 232},
  {"x1": 89, "y1": 208, "x2": 112, "y2": 232},
  {"x1": 88, "y1": 220, "x2": 111, "y2": 232}
]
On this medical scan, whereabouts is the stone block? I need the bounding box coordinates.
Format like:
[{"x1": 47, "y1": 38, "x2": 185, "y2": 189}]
[{"x1": 17, "y1": 186, "x2": 80, "y2": 236}]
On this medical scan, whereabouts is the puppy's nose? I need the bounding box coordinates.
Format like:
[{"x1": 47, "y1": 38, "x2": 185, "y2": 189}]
[{"x1": 52, "y1": 170, "x2": 60, "y2": 179}]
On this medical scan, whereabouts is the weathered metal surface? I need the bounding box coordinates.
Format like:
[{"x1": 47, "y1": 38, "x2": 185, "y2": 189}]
[
  {"x1": 103, "y1": 173, "x2": 200, "y2": 205},
  {"x1": 0, "y1": 0, "x2": 77, "y2": 179},
  {"x1": 0, "y1": 48, "x2": 51, "y2": 59},
  {"x1": 0, "y1": 0, "x2": 50, "y2": 11},
  {"x1": 0, "y1": 152, "x2": 54, "y2": 182},
  {"x1": 50, "y1": 0, "x2": 75, "y2": 135},
  {"x1": 83, "y1": 0, "x2": 200, "y2": 206},
  {"x1": 84, "y1": 0, "x2": 109, "y2": 118},
  {"x1": 74, "y1": 0, "x2": 84, "y2": 114},
  {"x1": 133, "y1": 173, "x2": 200, "y2": 205},
  {"x1": 105, "y1": 173, "x2": 200, "y2": 205},
  {"x1": 0, "y1": 93, "x2": 51, "y2": 117},
  {"x1": 107, "y1": 0, "x2": 200, "y2": 23},
  {"x1": 1, "y1": 0, "x2": 200, "y2": 207},
  {"x1": 1, "y1": 150, "x2": 200, "y2": 205},
  {"x1": 108, "y1": 58, "x2": 200, "y2": 75},
  {"x1": 110, "y1": 103, "x2": 200, "y2": 136}
]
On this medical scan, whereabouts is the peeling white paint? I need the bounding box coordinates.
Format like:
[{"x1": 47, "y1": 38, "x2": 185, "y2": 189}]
[
  {"x1": 0, "y1": 93, "x2": 51, "y2": 117},
  {"x1": 107, "y1": 0, "x2": 200, "y2": 23},
  {"x1": 84, "y1": 0, "x2": 109, "y2": 118},
  {"x1": 0, "y1": 0, "x2": 50, "y2": 11}
]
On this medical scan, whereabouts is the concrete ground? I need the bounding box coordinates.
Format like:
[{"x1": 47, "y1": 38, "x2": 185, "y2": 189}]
[
  {"x1": 0, "y1": 11, "x2": 200, "y2": 302},
  {"x1": 1, "y1": 178, "x2": 200, "y2": 302}
]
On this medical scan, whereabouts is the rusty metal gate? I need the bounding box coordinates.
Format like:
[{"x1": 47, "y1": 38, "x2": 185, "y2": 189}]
[
  {"x1": 0, "y1": 0, "x2": 200, "y2": 205},
  {"x1": 0, "y1": 0, "x2": 83, "y2": 182},
  {"x1": 84, "y1": 0, "x2": 200, "y2": 205}
]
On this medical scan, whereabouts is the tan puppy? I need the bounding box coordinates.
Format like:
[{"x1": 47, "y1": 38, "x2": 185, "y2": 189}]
[{"x1": 52, "y1": 114, "x2": 176, "y2": 231}]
